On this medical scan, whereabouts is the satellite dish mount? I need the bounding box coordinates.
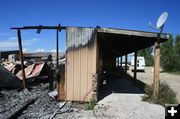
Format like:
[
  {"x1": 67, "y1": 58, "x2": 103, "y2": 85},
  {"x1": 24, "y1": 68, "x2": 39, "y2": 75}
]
[{"x1": 149, "y1": 12, "x2": 168, "y2": 33}]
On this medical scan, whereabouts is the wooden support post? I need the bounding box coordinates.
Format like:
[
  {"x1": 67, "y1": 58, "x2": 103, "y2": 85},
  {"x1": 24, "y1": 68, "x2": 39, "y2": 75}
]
[
  {"x1": 134, "y1": 51, "x2": 137, "y2": 80},
  {"x1": 17, "y1": 30, "x2": 26, "y2": 88},
  {"x1": 125, "y1": 54, "x2": 128, "y2": 73},
  {"x1": 118, "y1": 57, "x2": 119, "y2": 67},
  {"x1": 50, "y1": 29, "x2": 59, "y2": 91},
  {"x1": 116, "y1": 58, "x2": 117, "y2": 67},
  {"x1": 152, "y1": 41, "x2": 160, "y2": 98},
  {"x1": 120, "y1": 56, "x2": 122, "y2": 67},
  {"x1": 56, "y1": 29, "x2": 59, "y2": 68}
]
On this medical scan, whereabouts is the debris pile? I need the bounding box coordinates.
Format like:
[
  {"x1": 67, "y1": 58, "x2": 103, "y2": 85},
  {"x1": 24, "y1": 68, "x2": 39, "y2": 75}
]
[
  {"x1": 0, "y1": 83, "x2": 59, "y2": 119},
  {"x1": 0, "y1": 62, "x2": 52, "y2": 90},
  {"x1": 0, "y1": 65, "x2": 22, "y2": 89},
  {"x1": 18, "y1": 84, "x2": 59, "y2": 119},
  {"x1": 0, "y1": 88, "x2": 34, "y2": 119},
  {"x1": 4, "y1": 62, "x2": 50, "y2": 81}
]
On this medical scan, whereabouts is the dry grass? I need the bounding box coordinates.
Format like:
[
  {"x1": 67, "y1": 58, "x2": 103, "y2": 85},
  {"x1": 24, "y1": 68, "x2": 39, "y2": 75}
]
[{"x1": 142, "y1": 82, "x2": 178, "y2": 106}]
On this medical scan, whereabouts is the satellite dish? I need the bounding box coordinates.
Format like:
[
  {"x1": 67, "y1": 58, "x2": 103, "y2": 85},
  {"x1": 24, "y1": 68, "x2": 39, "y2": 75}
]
[
  {"x1": 156, "y1": 12, "x2": 168, "y2": 29},
  {"x1": 148, "y1": 11, "x2": 168, "y2": 33}
]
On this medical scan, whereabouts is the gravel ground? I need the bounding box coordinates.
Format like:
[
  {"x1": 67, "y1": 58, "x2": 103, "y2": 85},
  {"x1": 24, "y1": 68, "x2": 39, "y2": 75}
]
[{"x1": 128, "y1": 66, "x2": 180, "y2": 103}]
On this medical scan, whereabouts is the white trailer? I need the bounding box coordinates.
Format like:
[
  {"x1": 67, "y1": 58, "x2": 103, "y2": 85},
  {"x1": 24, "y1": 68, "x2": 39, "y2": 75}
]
[{"x1": 131, "y1": 56, "x2": 145, "y2": 72}]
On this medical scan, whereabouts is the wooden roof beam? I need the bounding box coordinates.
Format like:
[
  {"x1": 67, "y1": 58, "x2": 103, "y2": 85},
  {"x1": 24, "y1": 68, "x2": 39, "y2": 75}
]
[
  {"x1": 97, "y1": 28, "x2": 169, "y2": 40},
  {"x1": 11, "y1": 25, "x2": 66, "y2": 30}
]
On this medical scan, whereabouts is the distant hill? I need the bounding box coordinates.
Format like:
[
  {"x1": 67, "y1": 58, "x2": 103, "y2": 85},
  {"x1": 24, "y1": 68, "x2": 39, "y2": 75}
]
[{"x1": 24, "y1": 52, "x2": 65, "y2": 59}]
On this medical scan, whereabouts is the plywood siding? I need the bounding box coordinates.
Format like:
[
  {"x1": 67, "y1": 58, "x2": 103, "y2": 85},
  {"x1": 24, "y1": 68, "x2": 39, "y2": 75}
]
[{"x1": 65, "y1": 27, "x2": 97, "y2": 102}]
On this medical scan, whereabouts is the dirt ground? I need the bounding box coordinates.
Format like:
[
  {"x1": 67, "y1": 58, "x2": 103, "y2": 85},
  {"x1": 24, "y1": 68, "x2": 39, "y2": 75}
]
[
  {"x1": 128, "y1": 66, "x2": 180, "y2": 103},
  {"x1": 54, "y1": 76, "x2": 165, "y2": 119},
  {"x1": 1, "y1": 67, "x2": 172, "y2": 119},
  {"x1": 55, "y1": 94, "x2": 164, "y2": 119}
]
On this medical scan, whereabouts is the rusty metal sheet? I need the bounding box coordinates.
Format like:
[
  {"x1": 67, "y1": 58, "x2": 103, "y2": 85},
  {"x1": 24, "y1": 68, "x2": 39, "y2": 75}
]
[
  {"x1": 25, "y1": 64, "x2": 36, "y2": 77},
  {"x1": 16, "y1": 63, "x2": 45, "y2": 80},
  {"x1": 16, "y1": 64, "x2": 35, "y2": 80},
  {"x1": 4, "y1": 63, "x2": 16, "y2": 72},
  {"x1": 26, "y1": 63, "x2": 45, "y2": 79},
  {"x1": 5, "y1": 63, "x2": 22, "y2": 75}
]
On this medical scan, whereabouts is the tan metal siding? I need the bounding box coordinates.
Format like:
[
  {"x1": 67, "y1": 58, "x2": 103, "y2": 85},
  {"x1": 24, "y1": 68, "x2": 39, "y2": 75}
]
[
  {"x1": 66, "y1": 50, "x2": 74, "y2": 100},
  {"x1": 80, "y1": 46, "x2": 88, "y2": 101},
  {"x1": 65, "y1": 27, "x2": 97, "y2": 102}
]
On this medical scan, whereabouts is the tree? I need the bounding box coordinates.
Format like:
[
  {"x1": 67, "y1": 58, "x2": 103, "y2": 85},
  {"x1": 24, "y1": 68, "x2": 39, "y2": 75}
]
[
  {"x1": 138, "y1": 47, "x2": 154, "y2": 66},
  {"x1": 160, "y1": 35, "x2": 176, "y2": 71},
  {"x1": 174, "y1": 35, "x2": 180, "y2": 70}
]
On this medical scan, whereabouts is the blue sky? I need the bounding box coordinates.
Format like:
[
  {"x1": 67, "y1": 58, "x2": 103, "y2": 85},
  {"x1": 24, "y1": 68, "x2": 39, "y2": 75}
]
[{"x1": 0, "y1": 0, "x2": 179, "y2": 53}]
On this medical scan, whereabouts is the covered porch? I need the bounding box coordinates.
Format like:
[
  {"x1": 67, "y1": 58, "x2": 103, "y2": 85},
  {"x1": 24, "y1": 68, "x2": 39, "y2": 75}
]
[{"x1": 96, "y1": 28, "x2": 169, "y2": 100}]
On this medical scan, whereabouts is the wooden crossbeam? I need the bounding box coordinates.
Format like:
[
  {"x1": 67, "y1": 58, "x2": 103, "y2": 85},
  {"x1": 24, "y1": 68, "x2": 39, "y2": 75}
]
[{"x1": 11, "y1": 25, "x2": 66, "y2": 30}]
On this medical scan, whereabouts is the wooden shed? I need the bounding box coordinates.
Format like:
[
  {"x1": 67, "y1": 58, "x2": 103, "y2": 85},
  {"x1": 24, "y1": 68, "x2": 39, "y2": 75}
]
[{"x1": 58, "y1": 27, "x2": 169, "y2": 102}]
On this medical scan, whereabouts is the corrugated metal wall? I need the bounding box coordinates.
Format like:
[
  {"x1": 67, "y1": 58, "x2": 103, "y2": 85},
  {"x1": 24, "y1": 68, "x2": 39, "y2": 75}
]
[{"x1": 65, "y1": 27, "x2": 98, "y2": 102}]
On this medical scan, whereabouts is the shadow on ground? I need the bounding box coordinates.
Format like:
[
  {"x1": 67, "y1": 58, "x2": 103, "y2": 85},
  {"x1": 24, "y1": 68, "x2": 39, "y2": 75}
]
[{"x1": 98, "y1": 72, "x2": 146, "y2": 101}]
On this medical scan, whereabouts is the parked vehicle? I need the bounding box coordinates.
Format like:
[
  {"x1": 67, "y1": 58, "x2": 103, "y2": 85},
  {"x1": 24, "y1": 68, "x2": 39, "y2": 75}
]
[{"x1": 131, "y1": 56, "x2": 145, "y2": 72}]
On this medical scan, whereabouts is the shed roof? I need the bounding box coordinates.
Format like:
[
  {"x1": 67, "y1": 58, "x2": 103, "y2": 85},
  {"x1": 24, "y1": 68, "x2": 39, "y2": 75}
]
[{"x1": 97, "y1": 28, "x2": 169, "y2": 57}]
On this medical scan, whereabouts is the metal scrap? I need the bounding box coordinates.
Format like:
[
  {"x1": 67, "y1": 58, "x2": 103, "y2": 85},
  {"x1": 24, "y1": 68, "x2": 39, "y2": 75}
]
[{"x1": 16, "y1": 63, "x2": 48, "y2": 80}]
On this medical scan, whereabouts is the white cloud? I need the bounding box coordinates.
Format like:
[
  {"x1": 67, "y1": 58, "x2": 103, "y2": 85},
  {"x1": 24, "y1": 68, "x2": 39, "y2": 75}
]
[
  {"x1": 50, "y1": 49, "x2": 56, "y2": 52},
  {"x1": 23, "y1": 48, "x2": 28, "y2": 52},
  {"x1": 0, "y1": 39, "x2": 18, "y2": 48},
  {"x1": 23, "y1": 38, "x2": 39, "y2": 45},
  {"x1": 36, "y1": 48, "x2": 45, "y2": 52},
  {"x1": 9, "y1": 37, "x2": 17, "y2": 40},
  {"x1": 0, "y1": 37, "x2": 39, "y2": 50}
]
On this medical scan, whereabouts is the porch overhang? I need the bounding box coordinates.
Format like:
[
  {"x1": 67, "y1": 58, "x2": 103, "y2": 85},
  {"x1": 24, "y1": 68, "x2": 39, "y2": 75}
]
[{"x1": 97, "y1": 28, "x2": 169, "y2": 57}]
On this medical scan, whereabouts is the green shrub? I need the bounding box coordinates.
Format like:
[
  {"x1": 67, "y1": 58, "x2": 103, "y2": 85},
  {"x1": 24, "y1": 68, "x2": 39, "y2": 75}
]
[
  {"x1": 85, "y1": 100, "x2": 97, "y2": 110},
  {"x1": 142, "y1": 82, "x2": 178, "y2": 106}
]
